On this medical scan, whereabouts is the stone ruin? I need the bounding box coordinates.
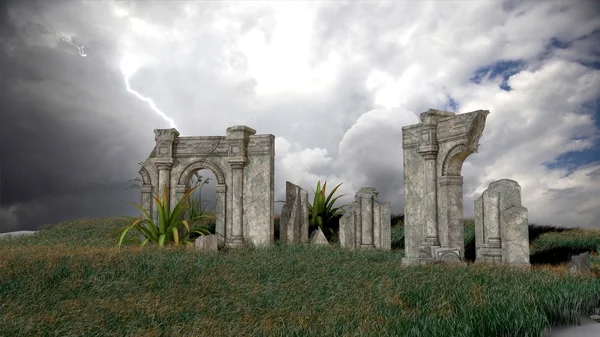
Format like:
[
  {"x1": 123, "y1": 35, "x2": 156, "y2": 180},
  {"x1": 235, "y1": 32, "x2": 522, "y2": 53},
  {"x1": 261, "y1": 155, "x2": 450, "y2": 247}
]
[
  {"x1": 139, "y1": 126, "x2": 275, "y2": 249},
  {"x1": 475, "y1": 179, "x2": 530, "y2": 266},
  {"x1": 137, "y1": 113, "x2": 531, "y2": 265},
  {"x1": 339, "y1": 187, "x2": 391, "y2": 250},
  {"x1": 401, "y1": 109, "x2": 490, "y2": 265},
  {"x1": 279, "y1": 181, "x2": 309, "y2": 244},
  {"x1": 401, "y1": 108, "x2": 531, "y2": 267}
]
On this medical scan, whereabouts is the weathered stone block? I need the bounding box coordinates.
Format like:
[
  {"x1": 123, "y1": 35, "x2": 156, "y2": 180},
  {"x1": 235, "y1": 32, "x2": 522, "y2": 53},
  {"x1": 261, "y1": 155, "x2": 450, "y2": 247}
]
[
  {"x1": 433, "y1": 247, "x2": 463, "y2": 263},
  {"x1": 194, "y1": 234, "x2": 218, "y2": 252},
  {"x1": 475, "y1": 179, "x2": 530, "y2": 266},
  {"x1": 401, "y1": 109, "x2": 490, "y2": 266},
  {"x1": 279, "y1": 181, "x2": 309, "y2": 244},
  {"x1": 309, "y1": 228, "x2": 329, "y2": 246},
  {"x1": 567, "y1": 252, "x2": 590, "y2": 274},
  {"x1": 339, "y1": 187, "x2": 391, "y2": 250}
]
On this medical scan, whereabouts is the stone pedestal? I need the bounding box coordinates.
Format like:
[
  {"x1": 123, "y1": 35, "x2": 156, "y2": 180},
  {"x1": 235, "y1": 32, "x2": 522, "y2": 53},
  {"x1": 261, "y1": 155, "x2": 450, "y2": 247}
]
[{"x1": 339, "y1": 187, "x2": 391, "y2": 251}]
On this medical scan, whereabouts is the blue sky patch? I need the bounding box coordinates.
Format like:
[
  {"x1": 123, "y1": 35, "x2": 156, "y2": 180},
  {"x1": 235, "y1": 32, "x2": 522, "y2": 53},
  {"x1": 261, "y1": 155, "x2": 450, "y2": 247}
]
[
  {"x1": 543, "y1": 99, "x2": 600, "y2": 174},
  {"x1": 470, "y1": 60, "x2": 526, "y2": 91},
  {"x1": 443, "y1": 95, "x2": 459, "y2": 112}
]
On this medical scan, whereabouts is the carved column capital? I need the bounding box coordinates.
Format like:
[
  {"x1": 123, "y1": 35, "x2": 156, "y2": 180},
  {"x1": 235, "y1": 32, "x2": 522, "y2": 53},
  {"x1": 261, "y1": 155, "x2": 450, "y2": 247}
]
[
  {"x1": 229, "y1": 161, "x2": 246, "y2": 169},
  {"x1": 417, "y1": 124, "x2": 439, "y2": 159},
  {"x1": 156, "y1": 163, "x2": 173, "y2": 171}
]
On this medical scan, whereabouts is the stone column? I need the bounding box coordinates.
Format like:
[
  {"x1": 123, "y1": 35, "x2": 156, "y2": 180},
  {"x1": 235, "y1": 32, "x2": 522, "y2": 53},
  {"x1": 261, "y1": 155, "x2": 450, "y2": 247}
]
[
  {"x1": 417, "y1": 123, "x2": 440, "y2": 256},
  {"x1": 228, "y1": 162, "x2": 245, "y2": 247},
  {"x1": 156, "y1": 161, "x2": 173, "y2": 211},
  {"x1": 153, "y1": 128, "x2": 179, "y2": 219},
  {"x1": 358, "y1": 188, "x2": 375, "y2": 248},
  {"x1": 225, "y1": 125, "x2": 255, "y2": 248},
  {"x1": 439, "y1": 175, "x2": 465, "y2": 258},
  {"x1": 215, "y1": 184, "x2": 227, "y2": 248}
]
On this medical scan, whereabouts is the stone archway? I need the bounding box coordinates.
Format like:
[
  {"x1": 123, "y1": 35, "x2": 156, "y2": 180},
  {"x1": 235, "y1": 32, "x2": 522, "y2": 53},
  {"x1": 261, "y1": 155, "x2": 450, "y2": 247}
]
[
  {"x1": 138, "y1": 166, "x2": 153, "y2": 221},
  {"x1": 140, "y1": 126, "x2": 275, "y2": 249},
  {"x1": 401, "y1": 109, "x2": 490, "y2": 265},
  {"x1": 176, "y1": 161, "x2": 227, "y2": 247}
]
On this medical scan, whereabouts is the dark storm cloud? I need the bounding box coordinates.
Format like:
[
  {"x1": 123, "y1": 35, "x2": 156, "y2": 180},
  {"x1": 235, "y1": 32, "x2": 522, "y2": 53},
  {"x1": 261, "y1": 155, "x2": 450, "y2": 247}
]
[{"x1": 0, "y1": 0, "x2": 166, "y2": 232}]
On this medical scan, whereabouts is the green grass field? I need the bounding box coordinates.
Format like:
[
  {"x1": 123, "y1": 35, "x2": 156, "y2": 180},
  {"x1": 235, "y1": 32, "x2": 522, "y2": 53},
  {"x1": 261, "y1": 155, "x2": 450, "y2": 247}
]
[{"x1": 0, "y1": 216, "x2": 599, "y2": 337}]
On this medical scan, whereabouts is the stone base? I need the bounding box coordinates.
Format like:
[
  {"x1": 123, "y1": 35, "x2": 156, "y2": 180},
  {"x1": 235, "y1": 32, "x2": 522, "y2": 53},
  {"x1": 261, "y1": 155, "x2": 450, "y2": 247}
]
[
  {"x1": 194, "y1": 234, "x2": 218, "y2": 252},
  {"x1": 401, "y1": 257, "x2": 422, "y2": 266},
  {"x1": 433, "y1": 247, "x2": 461, "y2": 261},
  {"x1": 225, "y1": 237, "x2": 245, "y2": 249},
  {"x1": 401, "y1": 257, "x2": 438, "y2": 266}
]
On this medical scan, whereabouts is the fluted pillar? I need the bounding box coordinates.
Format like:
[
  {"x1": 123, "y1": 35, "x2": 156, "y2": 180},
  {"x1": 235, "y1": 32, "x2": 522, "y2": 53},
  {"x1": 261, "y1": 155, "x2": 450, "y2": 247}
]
[
  {"x1": 225, "y1": 125, "x2": 255, "y2": 248},
  {"x1": 438, "y1": 175, "x2": 465, "y2": 258},
  {"x1": 156, "y1": 161, "x2": 172, "y2": 206},
  {"x1": 228, "y1": 162, "x2": 245, "y2": 247},
  {"x1": 417, "y1": 123, "x2": 440, "y2": 256}
]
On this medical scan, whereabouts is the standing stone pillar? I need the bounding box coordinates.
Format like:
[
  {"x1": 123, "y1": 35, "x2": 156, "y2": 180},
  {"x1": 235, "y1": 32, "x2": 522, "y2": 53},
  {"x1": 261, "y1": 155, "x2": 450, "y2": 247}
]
[
  {"x1": 229, "y1": 162, "x2": 245, "y2": 246},
  {"x1": 438, "y1": 176, "x2": 465, "y2": 258},
  {"x1": 226, "y1": 126, "x2": 256, "y2": 248},
  {"x1": 417, "y1": 123, "x2": 440, "y2": 256},
  {"x1": 153, "y1": 128, "x2": 179, "y2": 222},
  {"x1": 280, "y1": 181, "x2": 309, "y2": 244},
  {"x1": 215, "y1": 184, "x2": 227, "y2": 248}
]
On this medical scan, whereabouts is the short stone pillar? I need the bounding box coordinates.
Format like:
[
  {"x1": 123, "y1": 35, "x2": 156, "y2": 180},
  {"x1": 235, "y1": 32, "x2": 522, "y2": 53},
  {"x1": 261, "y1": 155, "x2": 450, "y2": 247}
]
[
  {"x1": 339, "y1": 187, "x2": 391, "y2": 250},
  {"x1": 279, "y1": 181, "x2": 309, "y2": 244},
  {"x1": 475, "y1": 179, "x2": 530, "y2": 266}
]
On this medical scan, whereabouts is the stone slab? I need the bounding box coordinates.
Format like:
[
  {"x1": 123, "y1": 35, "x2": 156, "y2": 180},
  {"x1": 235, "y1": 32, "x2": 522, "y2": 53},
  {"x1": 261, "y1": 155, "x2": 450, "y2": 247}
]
[{"x1": 279, "y1": 181, "x2": 309, "y2": 244}]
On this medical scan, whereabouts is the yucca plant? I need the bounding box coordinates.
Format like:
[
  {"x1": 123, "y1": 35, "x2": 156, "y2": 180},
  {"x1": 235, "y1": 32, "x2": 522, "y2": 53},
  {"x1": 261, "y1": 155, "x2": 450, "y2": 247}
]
[
  {"x1": 116, "y1": 183, "x2": 211, "y2": 248},
  {"x1": 308, "y1": 180, "x2": 349, "y2": 234}
]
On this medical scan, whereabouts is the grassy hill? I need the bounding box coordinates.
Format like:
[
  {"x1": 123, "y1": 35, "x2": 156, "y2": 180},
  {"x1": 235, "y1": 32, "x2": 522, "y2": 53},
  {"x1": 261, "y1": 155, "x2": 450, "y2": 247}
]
[{"x1": 0, "y1": 215, "x2": 598, "y2": 336}]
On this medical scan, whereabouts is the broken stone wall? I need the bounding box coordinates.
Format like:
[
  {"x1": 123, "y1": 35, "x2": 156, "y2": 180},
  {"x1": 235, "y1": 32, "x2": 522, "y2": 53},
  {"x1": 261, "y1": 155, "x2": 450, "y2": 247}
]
[
  {"x1": 475, "y1": 179, "x2": 530, "y2": 266},
  {"x1": 339, "y1": 187, "x2": 391, "y2": 250}
]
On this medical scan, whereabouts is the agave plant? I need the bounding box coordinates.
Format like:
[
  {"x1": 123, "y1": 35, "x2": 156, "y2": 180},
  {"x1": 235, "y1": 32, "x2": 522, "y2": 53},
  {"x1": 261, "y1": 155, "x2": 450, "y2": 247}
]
[
  {"x1": 308, "y1": 180, "x2": 349, "y2": 229},
  {"x1": 116, "y1": 183, "x2": 212, "y2": 248}
]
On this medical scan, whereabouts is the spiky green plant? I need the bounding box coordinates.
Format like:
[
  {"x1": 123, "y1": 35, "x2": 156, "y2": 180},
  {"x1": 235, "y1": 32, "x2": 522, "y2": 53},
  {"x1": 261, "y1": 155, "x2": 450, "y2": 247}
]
[
  {"x1": 308, "y1": 180, "x2": 349, "y2": 229},
  {"x1": 116, "y1": 183, "x2": 211, "y2": 248}
]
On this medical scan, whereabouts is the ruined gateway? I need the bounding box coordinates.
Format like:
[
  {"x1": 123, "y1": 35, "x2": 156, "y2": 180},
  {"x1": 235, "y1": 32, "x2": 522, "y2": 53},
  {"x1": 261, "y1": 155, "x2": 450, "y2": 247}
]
[
  {"x1": 138, "y1": 126, "x2": 275, "y2": 249},
  {"x1": 401, "y1": 109, "x2": 490, "y2": 265}
]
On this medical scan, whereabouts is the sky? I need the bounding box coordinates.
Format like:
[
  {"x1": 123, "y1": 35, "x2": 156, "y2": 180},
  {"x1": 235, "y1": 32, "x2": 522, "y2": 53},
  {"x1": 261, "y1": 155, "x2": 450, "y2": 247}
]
[{"x1": 1, "y1": 0, "x2": 599, "y2": 233}]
